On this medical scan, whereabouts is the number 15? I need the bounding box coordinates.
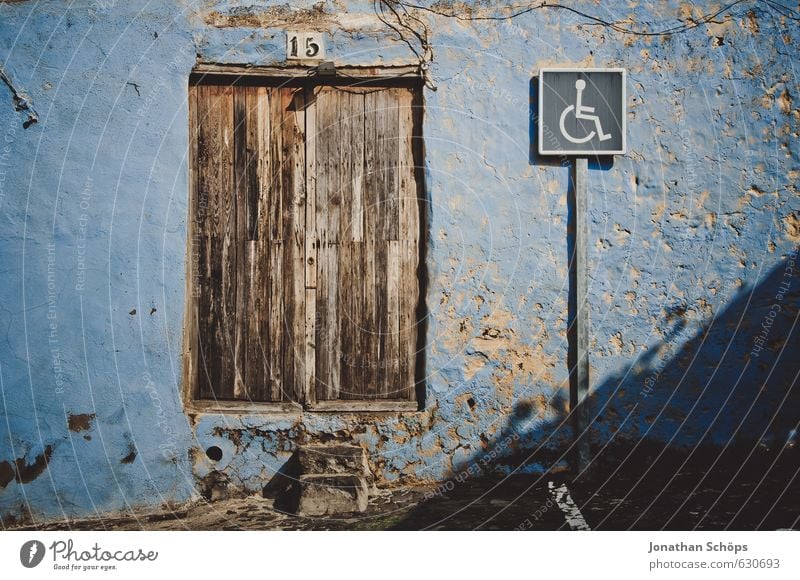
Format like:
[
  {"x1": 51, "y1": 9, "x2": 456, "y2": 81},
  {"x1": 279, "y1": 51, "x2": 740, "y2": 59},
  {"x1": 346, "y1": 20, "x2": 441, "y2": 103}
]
[{"x1": 287, "y1": 32, "x2": 324, "y2": 60}]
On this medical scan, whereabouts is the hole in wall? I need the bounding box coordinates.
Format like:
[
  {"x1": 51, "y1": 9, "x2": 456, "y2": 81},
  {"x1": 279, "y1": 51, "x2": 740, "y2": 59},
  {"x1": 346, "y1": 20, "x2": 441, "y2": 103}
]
[{"x1": 206, "y1": 446, "x2": 223, "y2": 462}]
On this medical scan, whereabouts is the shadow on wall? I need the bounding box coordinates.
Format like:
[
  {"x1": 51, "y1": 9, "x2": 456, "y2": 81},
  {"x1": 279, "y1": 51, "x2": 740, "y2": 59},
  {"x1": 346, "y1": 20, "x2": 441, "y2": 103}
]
[{"x1": 389, "y1": 249, "x2": 800, "y2": 529}]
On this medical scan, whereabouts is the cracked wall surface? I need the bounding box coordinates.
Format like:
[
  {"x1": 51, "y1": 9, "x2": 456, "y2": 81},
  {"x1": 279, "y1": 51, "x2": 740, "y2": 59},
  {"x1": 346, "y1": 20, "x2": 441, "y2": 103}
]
[{"x1": 0, "y1": 0, "x2": 798, "y2": 522}]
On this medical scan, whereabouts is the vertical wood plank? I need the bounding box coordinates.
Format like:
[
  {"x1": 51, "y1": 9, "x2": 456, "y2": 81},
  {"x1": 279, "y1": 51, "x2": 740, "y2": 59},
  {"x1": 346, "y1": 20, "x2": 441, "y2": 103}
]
[
  {"x1": 233, "y1": 86, "x2": 249, "y2": 399},
  {"x1": 195, "y1": 85, "x2": 236, "y2": 400},
  {"x1": 398, "y1": 89, "x2": 419, "y2": 245},
  {"x1": 361, "y1": 238, "x2": 377, "y2": 398},
  {"x1": 338, "y1": 242, "x2": 355, "y2": 398},
  {"x1": 218, "y1": 85, "x2": 236, "y2": 400},
  {"x1": 305, "y1": 287, "x2": 316, "y2": 404},
  {"x1": 289, "y1": 88, "x2": 307, "y2": 403},
  {"x1": 305, "y1": 87, "x2": 317, "y2": 290},
  {"x1": 350, "y1": 97, "x2": 365, "y2": 242},
  {"x1": 315, "y1": 241, "x2": 330, "y2": 401},
  {"x1": 268, "y1": 88, "x2": 284, "y2": 242},
  {"x1": 268, "y1": 241, "x2": 283, "y2": 401},
  {"x1": 398, "y1": 239, "x2": 418, "y2": 399},
  {"x1": 327, "y1": 243, "x2": 341, "y2": 399},
  {"x1": 315, "y1": 88, "x2": 330, "y2": 245},
  {"x1": 243, "y1": 86, "x2": 271, "y2": 401},
  {"x1": 363, "y1": 91, "x2": 381, "y2": 244},
  {"x1": 186, "y1": 83, "x2": 200, "y2": 401},
  {"x1": 347, "y1": 92, "x2": 365, "y2": 243},
  {"x1": 382, "y1": 89, "x2": 400, "y2": 241},
  {"x1": 375, "y1": 239, "x2": 389, "y2": 397},
  {"x1": 304, "y1": 87, "x2": 317, "y2": 404},
  {"x1": 386, "y1": 240, "x2": 401, "y2": 396},
  {"x1": 195, "y1": 84, "x2": 218, "y2": 399}
]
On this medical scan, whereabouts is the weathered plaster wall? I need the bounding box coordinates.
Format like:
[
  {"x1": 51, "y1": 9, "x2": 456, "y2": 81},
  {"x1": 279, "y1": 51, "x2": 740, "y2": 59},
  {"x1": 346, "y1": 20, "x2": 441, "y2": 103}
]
[{"x1": 1, "y1": 0, "x2": 798, "y2": 523}]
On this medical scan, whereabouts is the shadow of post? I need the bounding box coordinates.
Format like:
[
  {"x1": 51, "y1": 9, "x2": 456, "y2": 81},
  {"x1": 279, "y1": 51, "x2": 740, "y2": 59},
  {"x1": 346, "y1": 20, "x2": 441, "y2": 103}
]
[{"x1": 389, "y1": 250, "x2": 800, "y2": 530}]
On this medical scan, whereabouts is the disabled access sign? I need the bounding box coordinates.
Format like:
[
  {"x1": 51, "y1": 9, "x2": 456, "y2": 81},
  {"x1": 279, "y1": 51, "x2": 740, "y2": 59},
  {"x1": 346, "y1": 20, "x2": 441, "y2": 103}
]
[{"x1": 538, "y1": 68, "x2": 626, "y2": 155}]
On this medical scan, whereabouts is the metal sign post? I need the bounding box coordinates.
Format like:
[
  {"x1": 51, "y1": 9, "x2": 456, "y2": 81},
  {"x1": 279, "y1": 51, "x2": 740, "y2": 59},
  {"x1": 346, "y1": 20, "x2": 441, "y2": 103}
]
[
  {"x1": 569, "y1": 156, "x2": 590, "y2": 473},
  {"x1": 538, "y1": 68, "x2": 626, "y2": 475}
]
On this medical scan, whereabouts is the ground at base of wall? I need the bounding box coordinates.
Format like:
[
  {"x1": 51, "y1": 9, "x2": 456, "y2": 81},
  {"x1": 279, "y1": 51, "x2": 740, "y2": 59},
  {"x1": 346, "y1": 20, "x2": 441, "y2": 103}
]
[
  {"x1": 9, "y1": 443, "x2": 800, "y2": 531},
  {"x1": 8, "y1": 478, "x2": 567, "y2": 531}
]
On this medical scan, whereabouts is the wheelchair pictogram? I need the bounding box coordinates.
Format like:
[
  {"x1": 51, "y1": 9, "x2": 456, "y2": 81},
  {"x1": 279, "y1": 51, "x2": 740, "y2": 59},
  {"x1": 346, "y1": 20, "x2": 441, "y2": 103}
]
[{"x1": 559, "y1": 79, "x2": 612, "y2": 144}]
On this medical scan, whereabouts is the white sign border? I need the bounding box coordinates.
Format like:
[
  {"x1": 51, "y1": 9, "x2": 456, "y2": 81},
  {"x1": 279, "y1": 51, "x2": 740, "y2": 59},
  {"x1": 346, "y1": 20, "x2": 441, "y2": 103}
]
[{"x1": 537, "y1": 67, "x2": 627, "y2": 156}]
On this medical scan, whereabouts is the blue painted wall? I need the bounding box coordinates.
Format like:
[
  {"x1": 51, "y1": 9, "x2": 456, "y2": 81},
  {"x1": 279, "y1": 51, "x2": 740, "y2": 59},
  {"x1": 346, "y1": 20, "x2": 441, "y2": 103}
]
[{"x1": 1, "y1": 0, "x2": 797, "y2": 523}]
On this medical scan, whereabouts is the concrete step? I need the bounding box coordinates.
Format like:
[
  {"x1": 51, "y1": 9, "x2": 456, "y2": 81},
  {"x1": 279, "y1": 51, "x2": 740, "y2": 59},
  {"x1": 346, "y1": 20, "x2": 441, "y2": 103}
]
[
  {"x1": 297, "y1": 444, "x2": 373, "y2": 482},
  {"x1": 291, "y1": 444, "x2": 375, "y2": 516},
  {"x1": 296, "y1": 474, "x2": 369, "y2": 516}
]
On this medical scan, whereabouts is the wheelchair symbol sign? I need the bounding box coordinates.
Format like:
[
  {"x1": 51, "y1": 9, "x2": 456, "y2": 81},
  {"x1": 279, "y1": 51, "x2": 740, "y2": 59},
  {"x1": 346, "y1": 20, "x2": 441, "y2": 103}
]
[{"x1": 538, "y1": 68, "x2": 626, "y2": 155}]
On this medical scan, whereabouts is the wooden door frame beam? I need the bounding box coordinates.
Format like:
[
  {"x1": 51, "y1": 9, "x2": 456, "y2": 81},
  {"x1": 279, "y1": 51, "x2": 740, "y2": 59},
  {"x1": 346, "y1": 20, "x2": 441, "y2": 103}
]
[{"x1": 190, "y1": 63, "x2": 423, "y2": 87}]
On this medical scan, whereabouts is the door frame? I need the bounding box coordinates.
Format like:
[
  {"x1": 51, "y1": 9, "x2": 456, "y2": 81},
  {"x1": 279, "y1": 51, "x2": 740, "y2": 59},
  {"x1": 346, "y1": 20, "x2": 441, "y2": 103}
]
[{"x1": 182, "y1": 63, "x2": 426, "y2": 415}]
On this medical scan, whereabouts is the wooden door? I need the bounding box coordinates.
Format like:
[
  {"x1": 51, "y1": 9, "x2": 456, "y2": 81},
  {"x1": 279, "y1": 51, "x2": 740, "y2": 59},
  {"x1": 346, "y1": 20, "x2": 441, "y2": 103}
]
[{"x1": 189, "y1": 82, "x2": 420, "y2": 404}]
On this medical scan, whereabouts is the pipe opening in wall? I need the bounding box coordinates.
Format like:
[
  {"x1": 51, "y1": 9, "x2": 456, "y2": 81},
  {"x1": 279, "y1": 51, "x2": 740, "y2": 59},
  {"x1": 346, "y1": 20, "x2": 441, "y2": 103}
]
[{"x1": 206, "y1": 446, "x2": 223, "y2": 462}]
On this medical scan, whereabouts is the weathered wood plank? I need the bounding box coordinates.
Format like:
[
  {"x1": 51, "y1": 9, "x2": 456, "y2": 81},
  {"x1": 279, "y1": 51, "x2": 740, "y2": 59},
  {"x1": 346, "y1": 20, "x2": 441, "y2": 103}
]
[
  {"x1": 386, "y1": 240, "x2": 401, "y2": 397},
  {"x1": 314, "y1": 241, "x2": 330, "y2": 401},
  {"x1": 361, "y1": 237, "x2": 377, "y2": 398},
  {"x1": 218, "y1": 85, "x2": 237, "y2": 400},
  {"x1": 380, "y1": 90, "x2": 399, "y2": 241},
  {"x1": 268, "y1": 88, "x2": 283, "y2": 242},
  {"x1": 195, "y1": 85, "x2": 236, "y2": 400},
  {"x1": 314, "y1": 88, "x2": 330, "y2": 245},
  {"x1": 186, "y1": 83, "x2": 200, "y2": 401},
  {"x1": 307, "y1": 400, "x2": 418, "y2": 413},
  {"x1": 195, "y1": 84, "x2": 219, "y2": 399},
  {"x1": 363, "y1": 91, "x2": 381, "y2": 244},
  {"x1": 338, "y1": 242, "x2": 356, "y2": 399},
  {"x1": 251, "y1": 86, "x2": 272, "y2": 402},
  {"x1": 398, "y1": 89, "x2": 419, "y2": 244},
  {"x1": 304, "y1": 287, "x2": 316, "y2": 404},
  {"x1": 304, "y1": 86, "x2": 317, "y2": 291},
  {"x1": 288, "y1": 88, "x2": 307, "y2": 403},
  {"x1": 192, "y1": 63, "x2": 421, "y2": 81},
  {"x1": 375, "y1": 240, "x2": 389, "y2": 397},
  {"x1": 236, "y1": 86, "x2": 271, "y2": 401},
  {"x1": 398, "y1": 239, "x2": 418, "y2": 400},
  {"x1": 303, "y1": 88, "x2": 317, "y2": 405},
  {"x1": 315, "y1": 242, "x2": 341, "y2": 400},
  {"x1": 328, "y1": 243, "x2": 341, "y2": 399},
  {"x1": 346, "y1": 91, "x2": 365, "y2": 243},
  {"x1": 233, "y1": 87, "x2": 249, "y2": 399},
  {"x1": 268, "y1": 241, "x2": 283, "y2": 401}
]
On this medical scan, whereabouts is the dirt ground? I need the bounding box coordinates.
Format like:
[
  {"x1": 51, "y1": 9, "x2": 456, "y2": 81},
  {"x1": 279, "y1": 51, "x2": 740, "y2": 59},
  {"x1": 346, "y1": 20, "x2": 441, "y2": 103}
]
[{"x1": 9, "y1": 443, "x2": 800, "y2": 531}]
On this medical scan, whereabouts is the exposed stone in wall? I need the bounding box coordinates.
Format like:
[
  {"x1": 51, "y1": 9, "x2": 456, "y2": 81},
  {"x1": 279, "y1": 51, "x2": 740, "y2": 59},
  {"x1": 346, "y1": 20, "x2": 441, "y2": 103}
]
[
  {"x1": 67, "y1": 413, "x2": 96, "y2": 432},
  {"x1": 0, "y1": 67, "x2": 38, "y2": 127},
  {"x1": 0, "y1": 446, "x2": 53, "y2": 489}
]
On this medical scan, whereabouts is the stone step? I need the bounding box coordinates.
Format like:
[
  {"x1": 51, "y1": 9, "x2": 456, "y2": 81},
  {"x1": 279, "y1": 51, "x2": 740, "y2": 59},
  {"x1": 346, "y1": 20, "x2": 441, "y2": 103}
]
[
  {"x1": 295, "y1": 474, "x2": 369, "y2": 516},
  {"x1": 297, "y1": 444, "x2": 373, "y2": 482}
]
